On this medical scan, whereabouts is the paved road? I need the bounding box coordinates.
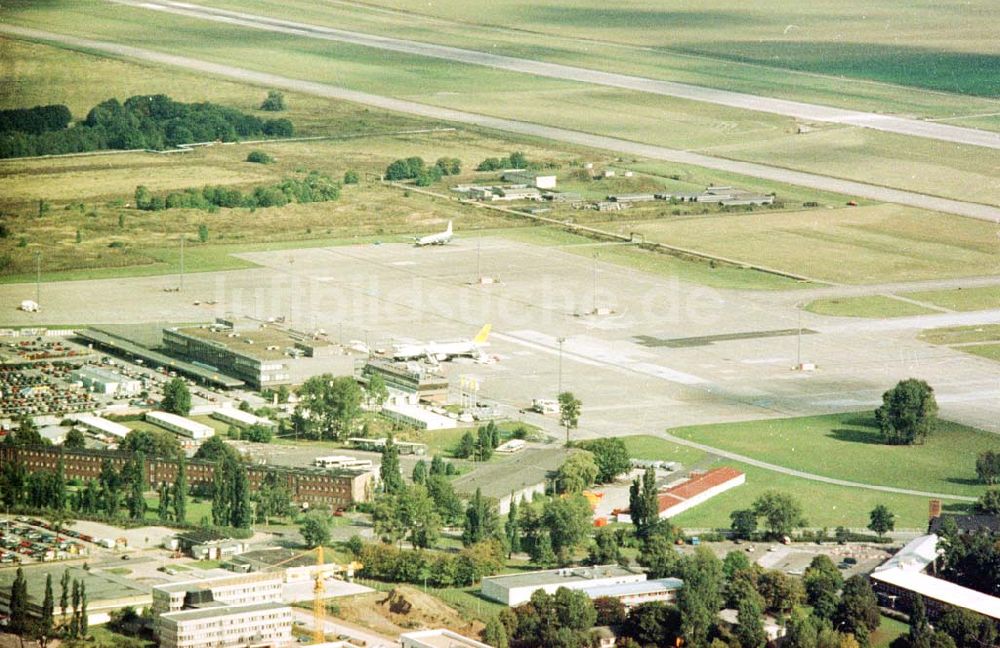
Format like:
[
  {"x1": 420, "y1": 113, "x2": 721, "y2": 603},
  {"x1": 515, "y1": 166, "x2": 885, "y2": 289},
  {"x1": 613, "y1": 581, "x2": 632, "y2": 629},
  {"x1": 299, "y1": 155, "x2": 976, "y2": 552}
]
[
  {"x1": 291, "y1": 608, "x2": 400, "y2": 648},
  {"x1": 114, "y1": 0, "x2": 1000, "y2": 151},
  {"x1": 660, "y1": 433, "x2": 978, "y2": 502},
  {"x1": 4, "y1": 25, "x2": 999, "y2": 223}
]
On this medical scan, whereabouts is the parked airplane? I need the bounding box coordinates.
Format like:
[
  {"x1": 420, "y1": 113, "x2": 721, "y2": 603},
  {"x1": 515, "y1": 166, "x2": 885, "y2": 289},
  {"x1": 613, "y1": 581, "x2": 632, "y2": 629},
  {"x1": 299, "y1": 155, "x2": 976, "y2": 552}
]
[
  {"x1": 415, "y1": 221, "x2": 453, "y2": 246},
  {"x1": 392, "y1": 324, "x2": 491, "y2": 362}
]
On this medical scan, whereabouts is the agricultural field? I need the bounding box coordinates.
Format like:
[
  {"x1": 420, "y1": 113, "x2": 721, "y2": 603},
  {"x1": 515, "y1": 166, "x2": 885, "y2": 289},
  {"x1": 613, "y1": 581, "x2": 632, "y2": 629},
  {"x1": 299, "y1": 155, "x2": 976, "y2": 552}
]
[
  {"x1": 668, "y1": 413, "x2": 994, "y2": 498},
  {"x1": 4, "y1": 0, "x2": 998, "y2": 208},
  {"x1": 614, "y1": 204, "x2": 1000, "y2": 284}
]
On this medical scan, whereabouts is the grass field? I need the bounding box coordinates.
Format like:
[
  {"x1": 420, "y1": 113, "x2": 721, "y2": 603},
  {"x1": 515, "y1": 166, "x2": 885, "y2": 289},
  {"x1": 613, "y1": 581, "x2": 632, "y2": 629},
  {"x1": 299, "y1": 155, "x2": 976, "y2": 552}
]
[
  {"x1": 144, "y1": 493, "x2": 213, "y2": 525},
  {"x1": 191, "y1": 0, "x2": 1000, "y2": 111},
  {"x1": 805, "y1": 296, "x2": 937, "y2": 318},
  {"x1": 919, "y1": 324, "x2": 1000, "y2": 345},
  {"x1": 4, "y1": 0, "x2": 998, "y2": 207},
  {"x1": 616, "y1": 204, "x2": 1000, "y2": 284},
  {"x1": 669, "y1": 412, "x2": 993, "y2": 498},
  {"x1": 621, "y1": 435, "x2": 947, "y2": 530},
  {"x1": 905, "y1": 285, "x2": 1000, "y2": 312},
  {"x1": 964, "y1": 344, "x2": 1000, "y2": 362}
]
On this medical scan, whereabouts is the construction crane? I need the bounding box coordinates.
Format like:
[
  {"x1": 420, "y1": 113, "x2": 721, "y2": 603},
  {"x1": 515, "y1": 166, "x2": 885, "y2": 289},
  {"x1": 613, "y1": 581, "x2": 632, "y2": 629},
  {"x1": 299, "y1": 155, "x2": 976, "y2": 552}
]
[{"x1": 258, "y1": 545, "x2": 361, "y2": 644}]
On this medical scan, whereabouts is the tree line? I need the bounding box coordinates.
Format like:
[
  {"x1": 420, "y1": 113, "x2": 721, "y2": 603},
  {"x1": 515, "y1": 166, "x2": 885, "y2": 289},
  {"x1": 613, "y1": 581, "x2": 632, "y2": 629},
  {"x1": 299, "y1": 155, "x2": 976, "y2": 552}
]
[
  {"x1": 384, "y1": 156, "x2": 462, "y2": 186},
  {"x1": 134, "y1": 170, "x2": 339, "y2": 212},
  {"x1": 0, "y1": 104, "x2": 72, "y2": 135},
  {"x1": 7, "y1": 566, "x2": 90, "y2": 643},
  {"x1": 0, "y1": 94, "x2": 294, "y2": 159}
]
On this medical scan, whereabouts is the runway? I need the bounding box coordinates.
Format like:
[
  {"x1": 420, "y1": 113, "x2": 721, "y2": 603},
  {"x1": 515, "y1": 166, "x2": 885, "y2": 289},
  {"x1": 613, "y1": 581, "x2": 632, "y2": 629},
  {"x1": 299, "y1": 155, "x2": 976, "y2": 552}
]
[
  {"x1": 113, "y1": 0, "x2": 1000, "y2": 151},
  {"x1": 2, "y1": 24, "x2": 998, "y2": 223}
]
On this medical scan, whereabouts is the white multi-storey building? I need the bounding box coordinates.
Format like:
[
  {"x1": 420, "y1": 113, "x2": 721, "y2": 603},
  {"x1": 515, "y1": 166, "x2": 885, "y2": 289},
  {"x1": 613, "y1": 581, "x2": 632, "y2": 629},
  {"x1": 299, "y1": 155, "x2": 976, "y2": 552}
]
[
  {"x1": 157, "y1": 602, "x2": 292, "y2": 648},
  {"x1": 152, "y1": 572, "x2": 285, "y2": 617}
]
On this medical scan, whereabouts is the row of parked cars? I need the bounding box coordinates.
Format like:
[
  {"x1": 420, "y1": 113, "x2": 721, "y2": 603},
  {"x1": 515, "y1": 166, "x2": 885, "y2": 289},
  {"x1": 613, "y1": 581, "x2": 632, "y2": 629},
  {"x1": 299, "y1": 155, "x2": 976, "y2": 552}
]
[{"x1": 0, "y1": 518, "x2": 89, "y2": 564}]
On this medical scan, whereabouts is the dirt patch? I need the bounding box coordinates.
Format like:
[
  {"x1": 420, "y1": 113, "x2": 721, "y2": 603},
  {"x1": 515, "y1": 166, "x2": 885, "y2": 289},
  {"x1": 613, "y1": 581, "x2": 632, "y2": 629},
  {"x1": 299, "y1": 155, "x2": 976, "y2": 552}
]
[{"x1": 333, "y1": 586, "x2": 484, "y2": 638}]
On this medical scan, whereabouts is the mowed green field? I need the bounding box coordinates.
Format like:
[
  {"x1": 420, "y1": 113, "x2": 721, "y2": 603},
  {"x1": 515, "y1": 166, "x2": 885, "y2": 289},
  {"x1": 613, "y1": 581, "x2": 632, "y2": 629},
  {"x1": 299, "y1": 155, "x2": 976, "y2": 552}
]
[
  {"x1": 805, "y1": 296, "x2": 936, "y2": 318},
  {"x1": 4, "y1": 0, "x2": 999, "y2": 207},
  {"x1": 669, "y1": 413, "x2": 995, "y2": 498},
  {"x1": 615, "y1": 204, "x2": 1000, "y2": 284},
  {"x1": 906, "y1": 285, "x2": 1000, "y2": 311},
  {"x1": 619, "y1": 435, "x2": 949, "y2": 530},
  {"x1": 192, "y1": 0, "x2": 1000, "y2": 109}
]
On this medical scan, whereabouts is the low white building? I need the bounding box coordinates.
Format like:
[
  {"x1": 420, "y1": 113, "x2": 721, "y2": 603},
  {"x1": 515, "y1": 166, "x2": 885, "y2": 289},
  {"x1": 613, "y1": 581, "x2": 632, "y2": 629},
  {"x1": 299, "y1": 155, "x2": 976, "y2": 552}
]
[
  {"x1": 502, "y1": 170, "x2": 557, "y2": 190},
  {"x1": 401, "y1": 629, "x2": 491, "y2": 648},
  {"x1": 313, "y1": 455, "x2": 374, "y2": 470},
  {"x1": 870, "y1": 534, "x2": 1000, "y2": 621},
  {"x1": 656, "y1": 467, "x2": 745, "y2": 519},
  {"x1": 481, "y1": 565, "x2": 646, "y2": 607},
  {"x1": 71, "y1": 365, "x2": 142, "y2": 397},
  {"x1": 147, "y1": 410, "x2": 215, "y2": 440},
  {"x1": 581, "y1": 578, "x2": 683, "y2": 608},
  {"x1": 157, "y1": 602, "x2": 292, "y2": 648},
  {"x1": 212, "y1": 407, "x2": 275, "y2": 429},
  {"x1": 73, "y1": 413, "x2": 131, "y2": 439},
  {"x1": 381, "y1": 402, "x2": 457, "y2": 430}
]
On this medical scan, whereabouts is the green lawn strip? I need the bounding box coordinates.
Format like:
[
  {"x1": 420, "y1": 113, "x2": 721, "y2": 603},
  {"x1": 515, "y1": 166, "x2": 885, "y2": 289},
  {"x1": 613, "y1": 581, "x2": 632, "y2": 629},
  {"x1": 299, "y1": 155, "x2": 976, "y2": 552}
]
[
  {"x1": 668, "y1": 413, "x2": 991, "y2": 498},
  {"x1": 918, "y1": 324, "x2": 1000, "y2": 345},
  {"x1": 189, "y1": 415, "x2": 232, "y2": 434},
  {"x1": 668, "y1": 459, "x2": 944, "y2": 530},
  {"x1": 0, "y1": 234, "x2": 403, "y2": 285},
  {"x1": 621, "y1": 434, "x2": 708, "y2": 466},
  {"x1": 904, "y1": 285, "x2": 1000, "y2": 312},
  {"x1": 963, "y1": 344, "x2": 1000, "y2": 362},
  {"x1": 144, "y1": 493, "x2": 214, "y2": 526},
  {"x1": 498, "y1": 226, "x2": 804, "y2": 291},
  {"x1": 871, "y1": 616, "x2": 909, "y2": 648},
  {"x1": 88, "y1": 625, "x2": 156, "y2": 648},
  {"x1": 425, "y1": 586, "x2": 507, "y2": 624},
  {"x1": 804, "y1": 295, "x2": 937, "y2": 318}
]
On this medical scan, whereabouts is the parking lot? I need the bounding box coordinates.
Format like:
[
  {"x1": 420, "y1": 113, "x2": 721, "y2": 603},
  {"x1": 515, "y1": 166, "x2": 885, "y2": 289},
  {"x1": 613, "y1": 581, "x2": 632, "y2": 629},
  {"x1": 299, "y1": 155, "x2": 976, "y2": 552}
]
[{"x1": 0, "y1": 517, "x2": 91, "y2": 565}]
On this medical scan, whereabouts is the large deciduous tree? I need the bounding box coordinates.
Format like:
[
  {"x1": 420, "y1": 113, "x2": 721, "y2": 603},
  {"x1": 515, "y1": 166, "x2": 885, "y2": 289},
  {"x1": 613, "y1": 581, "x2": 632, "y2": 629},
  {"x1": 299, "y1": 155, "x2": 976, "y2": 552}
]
[
  {"x1": 752, "y1": 490, "x2": 805, "y2": 539},
  {"x1": 875, "y1": 378, "x2": 937, "y2": 445},
  {"x1": 161, "y1": 378, "x2": 191, "y2": 415},
  {"x1": 295, "y1": 374, "x2": 362, "y2": 440}
]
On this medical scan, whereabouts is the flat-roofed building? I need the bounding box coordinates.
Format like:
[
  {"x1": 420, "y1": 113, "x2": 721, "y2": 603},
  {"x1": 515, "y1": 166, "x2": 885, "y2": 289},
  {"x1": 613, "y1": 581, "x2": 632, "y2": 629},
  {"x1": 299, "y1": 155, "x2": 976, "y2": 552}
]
[
  {"x1": 212, "y1": 407, "x2": 275, "y2": 430},
  {"x1": 73, "y1": 413, "x2": 131, "y2": 439},
  {"x1": 656, "y1": 467, "x2": 745, "y2": 519},
  {"x1": 870, "y1": 534, "x2": 1000, "y2": 622},
  {"x1": 152, "y1": 572, "x2": 285, "y2": 618},
  {"x1": 581, "y1": 578, "x2": 683, "y2": 608},
  {"x1": 163, "y1": 318, "x2": 357, "y2": 389},
  {"x1": 361, "y1": 359, "x2": 449, "y2": 403},
  {"x1": 481, "y1": 565, "x2": 646, "y2": 606},
  {"x1": 0, "y1": 445, "x2": 373, "y2": 508},
  {"x1": 381, "y1": 402, "x2": 457, "y2": 430},
  {"x1": 70, "y1": 365, "x2": 142, "y2": 396},
  {"x1": 501, "y1": 170, "x2": 557, "y2": 190},
  {"x1": 0, "y1": 564, "x2": 150, "y2": 626},
  {"x1": 157, "y1": 602, "x2": 292, "y2": 648},
  {"x1": 401, "y1": 629, "x2": 492, "y2": 648},
  {"x1": 147, "y1": 410, "x2": 215, "y2": 441}
]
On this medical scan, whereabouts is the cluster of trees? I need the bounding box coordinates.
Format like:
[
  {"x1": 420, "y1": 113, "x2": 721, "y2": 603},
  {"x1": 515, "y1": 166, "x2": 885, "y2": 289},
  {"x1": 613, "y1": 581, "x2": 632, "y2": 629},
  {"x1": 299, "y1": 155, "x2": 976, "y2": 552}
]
[
  {"x1": 507, "y1": 493, "x2": 594, "y2": 566},
  {"x1": 210, "y1": 455, "x2": 253, "y2": 529},
  {"x1": 976, "y1": 450, "x2": 1000, "y2": 485},
  {"x1": 455, "y1": 421, "x2": 502, "y2": 461},
  {"x1": 383, "y1": 156, "x2": 461, "y2": 186},
  {"x1": 0, "y1": 104, "x2": 72, "y2": 135},
  {"x1": 134, "y1": 170, "x2": 340, "y2": 212},
  {"x1": 875, "y1": 378, "x2": 937, "y2": 445},
  {"x1": 487, "y1": 587, "x2": 598, "y2": 648},
  {"x1": 1, "y1": 95, "x2": 294, "y2": 159},
  {"x1": 729, "y1": 491, "x2": 807, "y2": 540},
  {"x1": 291, "y1": 374, "x2": 365, "y2": 440},
  {"x1": 7, "y1": 567, "x2": 89, "y2": 642},
  {"x1": 476, "y1": 151, "x2": 531, "y2": 172},
  {"x1": 352, "y1": 538, "x2": 505, "y2": 588},
  {"x1": 161, "y1": 377, "x2": 192, "y2": 415},
  {"x1": 977, "y1": 488, "x2": 1000, "y2": 515},
  {"x1": 935, "y1": 516, "x2": 1000, "y2": 596},
  {"x1": 260, "y1": 90, "x2": 286, "y2": 112},
  {"x1": 371, "y1": 439, "x2": 463, "y2": 548},
  {"x1": 246, "y1": 150, "x2": 274, "y2": 164}
]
